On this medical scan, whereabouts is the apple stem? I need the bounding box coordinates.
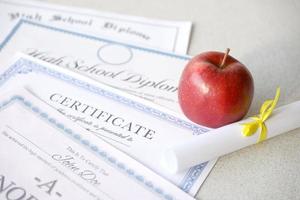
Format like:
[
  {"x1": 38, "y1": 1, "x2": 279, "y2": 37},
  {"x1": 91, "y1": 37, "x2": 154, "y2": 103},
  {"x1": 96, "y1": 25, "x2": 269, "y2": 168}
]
[{"x1": 220, "y1": 48, "x2": 230, "y2": 69}]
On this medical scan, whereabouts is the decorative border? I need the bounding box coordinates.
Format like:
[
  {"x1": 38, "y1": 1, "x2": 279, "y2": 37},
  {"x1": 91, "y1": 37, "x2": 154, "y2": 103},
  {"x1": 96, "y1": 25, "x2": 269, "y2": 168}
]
[
  {"x1": 179, "y1": 162, "x2": 208, "y2": 191},
  {"x1": 0, "y1": 58, "x2": 208, "y2": 135},
  {"x1": 0, "y1": 58, "x2": 208, "y2": 192},
  {"x1": 0, "y1": 20, "x2": 190, "y2": 61},
  {"x1": 0, "y1": 95, "x2": 176, "y2": 200},
  {"x1": 0, "y1": 0, "x2": 182, "y2": 52},
  {"x1": 0, "y1": 20, "x2": 207, "y2": 193}
]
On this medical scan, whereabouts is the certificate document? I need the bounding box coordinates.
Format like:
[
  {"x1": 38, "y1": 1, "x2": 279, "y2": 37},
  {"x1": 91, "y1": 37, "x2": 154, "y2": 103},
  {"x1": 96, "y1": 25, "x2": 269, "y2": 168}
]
[
  {"x1": 0, "y1": 20, "x2": 190, "y2": 113},
  {"x1": 0, "y1": 0, "x2": 192, "y2": 53},
  {"x1": 0, "y1": 55, "x2": 217, "y2": 196},
  {"x1": 0, "y1": 88, "x2": 195, "y2": 200}
]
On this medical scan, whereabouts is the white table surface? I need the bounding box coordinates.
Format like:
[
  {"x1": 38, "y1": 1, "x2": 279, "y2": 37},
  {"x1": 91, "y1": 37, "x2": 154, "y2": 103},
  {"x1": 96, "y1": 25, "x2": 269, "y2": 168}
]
[{"x1": 40, "y1": 0, "x2": 300, "y2": 199}]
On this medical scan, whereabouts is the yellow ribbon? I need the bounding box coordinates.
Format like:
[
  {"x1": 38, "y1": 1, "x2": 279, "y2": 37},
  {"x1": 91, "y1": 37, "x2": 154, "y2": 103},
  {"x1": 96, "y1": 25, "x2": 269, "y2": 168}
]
[{"x1": 242, "y1": 87, "x2": 281, "y2": 143}]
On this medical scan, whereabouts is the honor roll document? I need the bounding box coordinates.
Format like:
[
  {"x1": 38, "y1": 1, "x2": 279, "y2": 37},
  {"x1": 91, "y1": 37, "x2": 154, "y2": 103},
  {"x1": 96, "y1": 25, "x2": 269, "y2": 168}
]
[
  {"x1": 0, "y1": 20, "x2": 191, "y2": 113},
  {"x1": 0, "y1": 55, "x2": 216, "y2": 196},
  {"x1": 0, "y1": 89, "x2": 195, "y2": 200},
  {"x1": 0, "y1": 0, "x2": 191, "y2": 53}
]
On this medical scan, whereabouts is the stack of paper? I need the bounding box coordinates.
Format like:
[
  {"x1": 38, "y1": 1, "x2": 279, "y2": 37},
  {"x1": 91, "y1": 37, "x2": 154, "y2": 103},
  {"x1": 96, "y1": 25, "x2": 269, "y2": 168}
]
[{"x1": 0, "y1": 0, "x2": 216, "y2": 199}]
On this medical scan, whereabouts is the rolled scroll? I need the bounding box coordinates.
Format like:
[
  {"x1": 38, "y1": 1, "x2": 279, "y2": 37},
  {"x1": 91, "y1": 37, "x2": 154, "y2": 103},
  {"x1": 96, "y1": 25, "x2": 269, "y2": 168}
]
[{"x1": 161, "y1": 101, "x2": 300, "y2": 174}]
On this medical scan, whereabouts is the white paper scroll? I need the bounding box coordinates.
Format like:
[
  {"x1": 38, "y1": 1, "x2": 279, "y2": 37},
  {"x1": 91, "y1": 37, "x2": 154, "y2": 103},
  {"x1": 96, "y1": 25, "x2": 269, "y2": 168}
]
[{"x1": 161, "y1": 101, "x2": 300, "y2": 174}]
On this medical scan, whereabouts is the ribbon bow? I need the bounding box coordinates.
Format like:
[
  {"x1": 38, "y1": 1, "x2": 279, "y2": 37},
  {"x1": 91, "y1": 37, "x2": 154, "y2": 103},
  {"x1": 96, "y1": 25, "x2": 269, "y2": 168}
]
[{"x1": 242, "y1": 87, "x2": 281, "y2": 143}]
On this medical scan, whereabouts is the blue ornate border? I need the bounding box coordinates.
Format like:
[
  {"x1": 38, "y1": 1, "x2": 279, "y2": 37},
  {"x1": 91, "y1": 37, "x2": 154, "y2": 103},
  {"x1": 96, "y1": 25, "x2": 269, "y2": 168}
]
[
  {"x1": 0, "y1": 95, "x2": 177, "y2": 200},
  {"x1": 0, "y1": 20, "x2": 190, "y2": 60},
  {"x1": 0, "y1": 58, "x2": 208, "y2": 135},
  {"x1": 179, "y1": 162, "x2": 208, "y2": 191},
  {"x1": 0, "y1": 20, "x2": 208, "y2": 193},
  {"x1": 0, "y1": 58, "x2": 208, "y2": 193},
  {"x1": 0, "y1": 0, "x2": 181, "y2": 52}
]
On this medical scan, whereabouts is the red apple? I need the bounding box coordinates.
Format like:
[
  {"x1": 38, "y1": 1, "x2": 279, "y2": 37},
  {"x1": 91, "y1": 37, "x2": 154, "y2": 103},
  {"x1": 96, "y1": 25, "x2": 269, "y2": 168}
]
[{"x1": 178, "y1": 49, "x2": 254, "y2": 128}]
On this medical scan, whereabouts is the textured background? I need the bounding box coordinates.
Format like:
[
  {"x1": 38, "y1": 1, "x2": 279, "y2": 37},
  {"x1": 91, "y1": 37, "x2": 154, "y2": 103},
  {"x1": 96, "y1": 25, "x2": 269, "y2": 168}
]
[{"x1": 39, "y1": 0, "x2": 300, "y2": 199}]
